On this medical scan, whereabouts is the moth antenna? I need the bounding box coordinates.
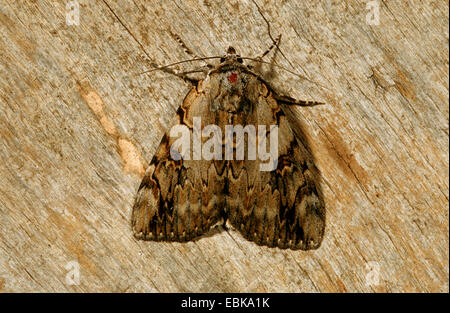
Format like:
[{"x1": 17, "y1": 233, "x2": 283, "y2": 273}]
[
  {"x1": 175, "y1": 68, "x2": 210, "y2": 76},
  {"x1": 137, "y1": 56, "x2": 222, "y2": 76},
  {"x1": 258, "y1": 34, "x2": 282, "y2": 59},
  {"x1": 242, "y1": 57, "x2": 330, "y2": 91},
  {"x1": 251, "y1": 0, "x2": 277, "y2": 44},
  {"x1": 170, "y1": 31, "x2": 214, "y2": 69},
  {"x1": 252, "y1": 0, "x2": 304, "y2": 80}
]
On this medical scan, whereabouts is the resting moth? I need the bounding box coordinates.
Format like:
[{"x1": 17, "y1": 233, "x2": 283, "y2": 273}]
[{"x1": 131, "y1": 40, "x2": 326, "y2": 250}]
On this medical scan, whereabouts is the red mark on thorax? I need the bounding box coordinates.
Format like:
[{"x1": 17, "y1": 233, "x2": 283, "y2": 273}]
[{"x1": 228, "y1": 73, "x2": 238, "y2": 83}]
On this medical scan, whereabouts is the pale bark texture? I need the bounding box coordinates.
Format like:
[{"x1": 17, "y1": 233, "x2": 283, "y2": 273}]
[{"x1": 0, "y1": 0, "x2": 448, "y2": 292}]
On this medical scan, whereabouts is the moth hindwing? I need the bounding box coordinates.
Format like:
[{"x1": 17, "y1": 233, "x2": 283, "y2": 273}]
[{"x1": 131, "y1": 47, "x2": 325, "y2": 250}]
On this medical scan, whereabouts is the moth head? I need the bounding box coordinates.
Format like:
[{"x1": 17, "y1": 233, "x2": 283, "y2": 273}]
[{"x1": 220, "y1": 46, "x2": 243, "y2": 64}]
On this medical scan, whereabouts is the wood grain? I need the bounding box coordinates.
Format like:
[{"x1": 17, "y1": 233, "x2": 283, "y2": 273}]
[{"x1": 0, "y1": 0, "x2": 448, "y2": 292}]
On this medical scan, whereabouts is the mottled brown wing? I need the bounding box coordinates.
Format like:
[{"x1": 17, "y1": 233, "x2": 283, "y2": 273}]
[
  {"x1": 131, "y1": 84, "x2": 226, "y2": 241},
  {"x1": 132, "y1": 73, "x2": 325, "y2": 249},
  {"x1": 226, "y1": 82, "x2": 326, "y2": 250}
]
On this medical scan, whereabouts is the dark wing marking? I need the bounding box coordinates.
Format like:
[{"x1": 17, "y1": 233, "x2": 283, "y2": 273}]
[
  {"x1": 226, "y1": 82, "x2": 325, "y2": 250},
  {"x1": 131, "y1": 86, "x2": 226, "y2": 241}
]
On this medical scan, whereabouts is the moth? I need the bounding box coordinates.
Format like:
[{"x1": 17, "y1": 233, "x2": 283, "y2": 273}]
[{"x1": 131, "y1": 35, "x2": 325, "y2": 250}]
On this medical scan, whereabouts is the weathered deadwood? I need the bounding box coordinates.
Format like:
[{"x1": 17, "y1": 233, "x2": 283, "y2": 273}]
[{"x1": 0, "y1": 0, "x2": 448, "y2": 292}]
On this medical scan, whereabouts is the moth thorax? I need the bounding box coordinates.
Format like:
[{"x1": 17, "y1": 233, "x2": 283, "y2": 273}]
[{"x1": 222, "y1": 70, "x2": 245, "y2": 90}]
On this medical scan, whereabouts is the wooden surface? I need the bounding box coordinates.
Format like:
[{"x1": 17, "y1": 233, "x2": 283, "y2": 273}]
[{"x1": 0, "y1": 0, "x2": 448, "y2": 292}]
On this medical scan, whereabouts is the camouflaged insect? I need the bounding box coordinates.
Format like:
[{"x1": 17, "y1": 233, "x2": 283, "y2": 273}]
[{"x1": 131, "y1": 44, "x2": 325, "y2": 250}]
